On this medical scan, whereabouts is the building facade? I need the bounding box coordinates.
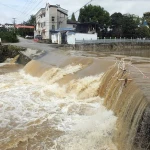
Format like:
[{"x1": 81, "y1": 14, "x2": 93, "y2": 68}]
[
  {"x1": 4, "y1": 24, "x2": 14, "y2": 29},
  {"x1": 34, "y1": 3, "x2": 68, "y2": 39}
]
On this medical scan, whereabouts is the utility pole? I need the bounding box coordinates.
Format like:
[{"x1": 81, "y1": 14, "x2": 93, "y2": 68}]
[{"x1": 12, "y1": 18, "x2": 16, "y2": 33}]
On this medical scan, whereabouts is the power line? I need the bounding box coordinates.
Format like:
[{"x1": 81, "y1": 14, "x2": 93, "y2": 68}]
[
  {"x1": 0, "y1": 2, "x2": 23, "y2": 13},
  {"x1": 18, "y1": 0, "x2": 93, "y2": 24},
  {"x1": 21, "y1": 0, "x2": 38, "y2": 16},
  {"x1": 35, "y1": 0, "x2": 93, "y2": 26},
  {"x1": 18, "y1": 0, "x2": 33, "y2": 15},
  {"x1": 17, "y1": 0, "x2": 38, "y2": 20},
  {"x1": 24, "y1": 0, "x2": 45, "y2": 19},
  {"x1": 61, "y1": 0, "x2": 93, "y2": 23},
  {"x1": 17, "y1": 0, "x2": 46, "y2": 23}
]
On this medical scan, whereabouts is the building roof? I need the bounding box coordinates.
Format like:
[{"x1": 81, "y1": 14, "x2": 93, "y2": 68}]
[
  {"x1": 49, "y1": 5, "x2": 58, "y2": 8},
  {"x1": 67, "y1": 20, "x2": 79, "y2": 24},
  {"x1": 57, "y1": 9, "x2": 68, "y2": 16},
  {"x1": 35, "y1": 8, "x2": 45, "y2": 16},
  {"x1": 50, "y1": 28, "x2": 75, "y2": 33},
  {"x1": 143, "y1": 20, "x2": 148, "y2": 26},
  {"x1": 15, "y1": 25, "x2": 34, "y2": 29},
  {"x1": 77, "y1": 22, "x2": 99, "y2": 25},
  {"x1": 35, "y1": 4, "x2": 68, "y2": 16},
  {"x1": 5, "y1": 23, "x2": 13, "y2": 25}
]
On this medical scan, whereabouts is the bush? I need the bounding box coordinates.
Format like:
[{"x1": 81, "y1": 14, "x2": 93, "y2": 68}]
[{"x1": 0, "y1": 29, "x2": 19, "y2": 43}]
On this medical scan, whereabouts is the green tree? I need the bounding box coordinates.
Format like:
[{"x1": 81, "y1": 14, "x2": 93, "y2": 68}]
[
  {"x1": 110, "y1": 12, "x2": 123, "y2": 37},
  {"x1": 71, "y1": 13, "x2": 76, "y2": 21},
  {"x1": 136, "y1": 26, "x2": 150, "y2": 38},
  {"x1": 78, "y1": 4, "x2": 110, "y2": 29},
  {"x1": 26, "y1": 15, "x2": 36, "y2": 25},
  {"x1": 122, "y1": 14, "x2": 140, "y2": 38}
]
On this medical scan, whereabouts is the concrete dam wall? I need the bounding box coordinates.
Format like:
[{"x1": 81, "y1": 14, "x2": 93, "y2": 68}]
[
  {"x1": 99, "y1": 66, "x2": 150, "y2": 150},
  {"x1": 24, "y1": 53, "x2": 150, "y2": 150},
  {"x1": 0, "y1": 45, "x2": 150, "y2": 150}
]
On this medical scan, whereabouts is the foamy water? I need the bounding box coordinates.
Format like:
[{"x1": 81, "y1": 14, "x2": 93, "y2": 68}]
[{"x1": 0, "y1": 63, "x2": 117, "y2": 150}]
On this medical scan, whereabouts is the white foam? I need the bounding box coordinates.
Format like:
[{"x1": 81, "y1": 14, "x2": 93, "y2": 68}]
[
  {"x1": 40, "y1": 64, "x2": 82, "y2": 84},
  {"x1": 0, "y1": 65, "x2": 117, "y2": 150},
  {"x1": 0, "y1": 63, "x2": 13, "y2": 67}
]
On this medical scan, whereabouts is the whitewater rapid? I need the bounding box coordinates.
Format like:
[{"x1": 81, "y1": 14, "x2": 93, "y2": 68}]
[{"x1": 0, "y1": 63, "x2": 117, "y2": 150}]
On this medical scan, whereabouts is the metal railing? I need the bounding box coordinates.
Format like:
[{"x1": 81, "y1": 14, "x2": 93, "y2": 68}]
[{"x1": 75, "y1": 38, "x2": 150, "y2": 44}]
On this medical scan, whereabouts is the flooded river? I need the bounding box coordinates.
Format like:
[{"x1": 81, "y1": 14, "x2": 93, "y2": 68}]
[
  {"x1": 1, "y1": 47, "x2": 150, "y2": 150},
  {"x1": 0, "y1": 59, "x2": 117, "y2": 150}
]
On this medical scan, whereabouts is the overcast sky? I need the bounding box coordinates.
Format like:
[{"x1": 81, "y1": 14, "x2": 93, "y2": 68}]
[{"x1": 0, "y1": 0, "x2": 150, "y2": 24}]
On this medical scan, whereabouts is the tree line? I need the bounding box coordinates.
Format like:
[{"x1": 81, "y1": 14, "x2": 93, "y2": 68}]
[
  {"x1": 71, "y1": 4, "x2": 150, "y2": 39},
  {"x1": 17, "y1": 15, "x2": 35, "y2": 37}
]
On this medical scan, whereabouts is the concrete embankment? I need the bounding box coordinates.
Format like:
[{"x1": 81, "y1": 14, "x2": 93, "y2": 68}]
[
  {"x1": 60, "y1": 43, "x2": 150, "y2": 57},
  {"x1": 99, "y1": 65, "x2": 150, "y2": 150}
]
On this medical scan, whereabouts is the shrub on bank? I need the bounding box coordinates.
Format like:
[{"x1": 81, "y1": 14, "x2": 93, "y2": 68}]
[{"x1": 0, "y1": 29, "x2": 19, "y2": 43}]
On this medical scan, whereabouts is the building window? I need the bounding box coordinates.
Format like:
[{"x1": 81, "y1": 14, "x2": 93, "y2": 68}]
[
  {"x1": 41, "y1": 22, "x2": 46, "y2": 28},
  {"x1": 52, "y1": 25, "x2": 55, "y2": 30},
  {"x1": 52, "y1": 17, "x2": 55, "y2": 22}
]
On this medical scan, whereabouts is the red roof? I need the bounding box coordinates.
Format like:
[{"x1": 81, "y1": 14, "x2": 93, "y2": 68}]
[{"x1": 15, "y1": 25, "x2": 34, "y2": 29}]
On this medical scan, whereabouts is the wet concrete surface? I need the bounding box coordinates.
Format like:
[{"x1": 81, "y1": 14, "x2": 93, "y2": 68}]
[{"x1": 128, "y1": 64, "x2": 150, "y2": 103}]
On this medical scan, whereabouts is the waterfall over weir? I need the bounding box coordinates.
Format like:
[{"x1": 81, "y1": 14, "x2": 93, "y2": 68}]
[
  {"x1": 0, "y1": 52, "x2": 150, "y2": 150},
  {"x1": 99, "y1": 66, "x2": 150, "y2": 150}
]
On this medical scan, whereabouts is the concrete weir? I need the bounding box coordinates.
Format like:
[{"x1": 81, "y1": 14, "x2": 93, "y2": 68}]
[
  {"x1": 26, "y1": 51, "x2": 150, "y2": 150},
  {"x1": 0, "y1": 43, "x2": 150, "y2": 150},
  {"x1": 99, "y1": 65, "x2": 150, "y2": 150}
]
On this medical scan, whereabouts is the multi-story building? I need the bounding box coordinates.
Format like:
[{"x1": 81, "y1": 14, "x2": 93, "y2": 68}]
[{"x1": 34, "y1": 3, "x2": 68, "y2": 39}]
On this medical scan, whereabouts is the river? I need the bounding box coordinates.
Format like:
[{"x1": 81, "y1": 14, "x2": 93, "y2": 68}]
[{"x1": 0, "y1": 52, "x2": 117, "y2": 150}]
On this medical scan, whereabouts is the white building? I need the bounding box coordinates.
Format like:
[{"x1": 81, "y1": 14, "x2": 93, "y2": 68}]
[
  {"x1": 66, "y1": 20, "x2": 78, "y2": 29},
  {"x1": 4, "y1": 23, "x2": 14, "y2": 29},
  {"x1": 34, "y1": 3, "x2": 68, "y2": 39}
]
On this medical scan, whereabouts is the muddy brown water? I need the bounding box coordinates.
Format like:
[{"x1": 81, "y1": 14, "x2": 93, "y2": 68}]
[{"x1": 0, "y1": 49, "x2": 150, "y2": 150}]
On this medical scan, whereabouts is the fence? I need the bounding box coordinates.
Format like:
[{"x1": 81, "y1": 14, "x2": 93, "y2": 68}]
[{"x1": 75, "y1": 38, "x2": 150, "y2": 44}]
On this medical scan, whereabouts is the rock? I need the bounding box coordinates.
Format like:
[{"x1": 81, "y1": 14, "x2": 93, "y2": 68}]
[{"x1": 0, "y1": 45, "x2": 31, "y2": 65}]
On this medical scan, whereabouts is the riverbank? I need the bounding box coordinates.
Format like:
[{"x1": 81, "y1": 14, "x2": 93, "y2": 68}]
[
  {"x1": 0, "y1": 45, "x2": 30, "y2": 64},
  {"x1": 0, "y1": 44, "x2": 45, "y2": 65},
  {"x1": 58, "y1": 43, "x2": 150, "y2": 58},
  {"x1": 0, "y1": 43, "x2": 150, "y2": 150}
]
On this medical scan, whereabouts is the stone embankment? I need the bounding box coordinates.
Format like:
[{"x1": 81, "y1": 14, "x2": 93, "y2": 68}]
[{"x1": 0, "y1": 45, "x2": 31, "y2": 65}]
